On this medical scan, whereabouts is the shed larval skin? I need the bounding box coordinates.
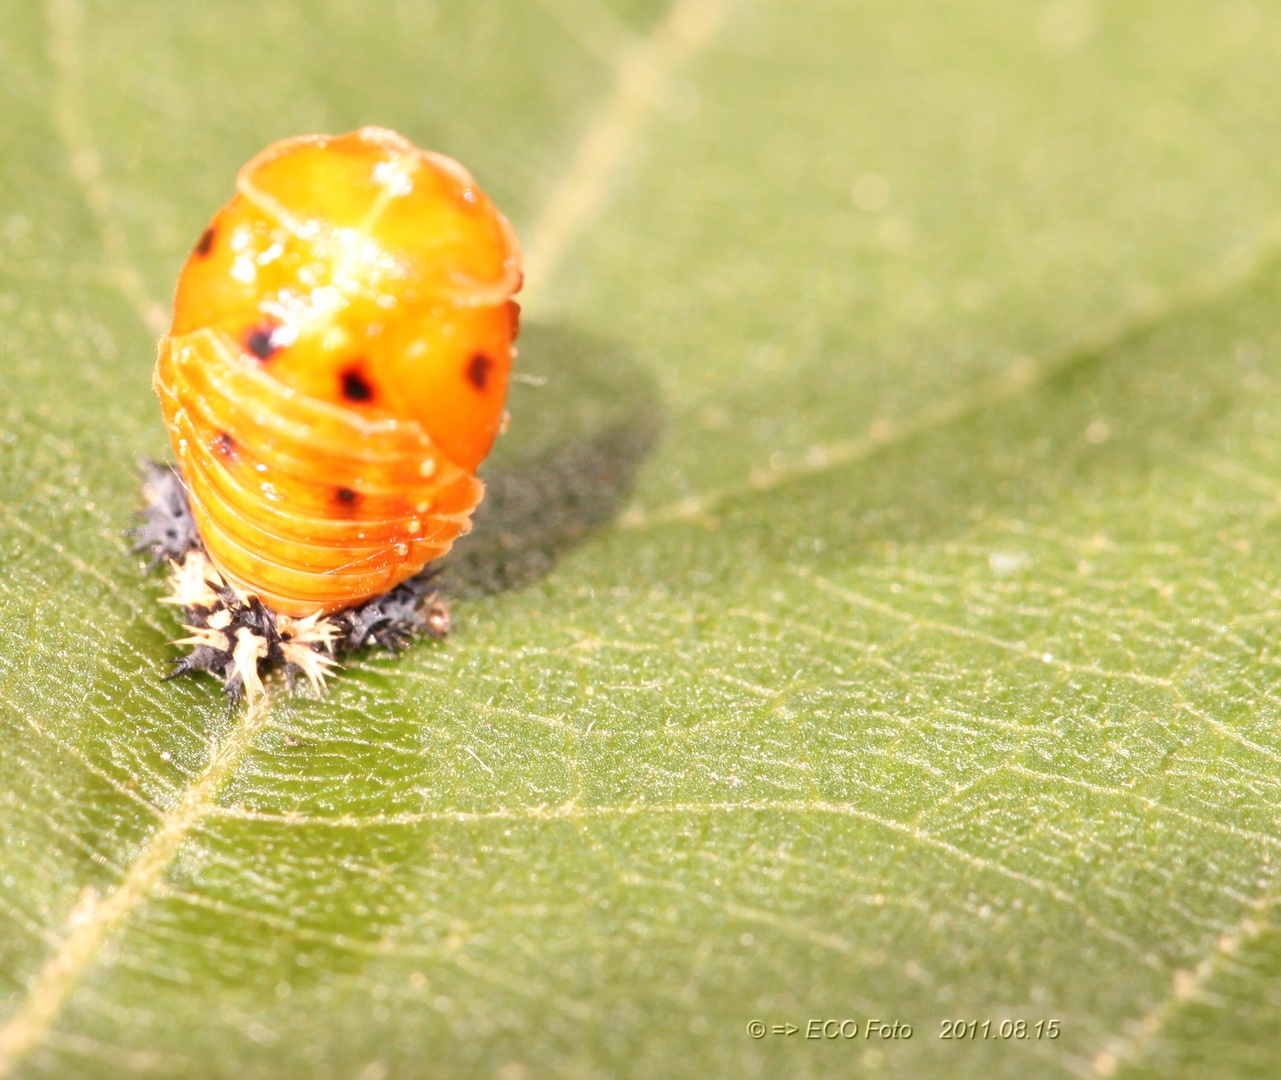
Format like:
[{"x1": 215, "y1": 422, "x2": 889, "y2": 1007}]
[{"x1": 153, "y1": 127, "x2": 522, "y2": 616}]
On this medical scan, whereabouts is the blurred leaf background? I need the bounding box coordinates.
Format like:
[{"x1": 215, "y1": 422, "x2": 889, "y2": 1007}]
[{"x1": 4, "y1": 0, "x2": 1281, "y2": 1077}]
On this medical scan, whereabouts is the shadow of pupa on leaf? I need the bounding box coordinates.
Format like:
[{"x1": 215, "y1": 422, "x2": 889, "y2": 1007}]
[{"x1": 442, "y1": 323, "x2": 664, "y2": 597}]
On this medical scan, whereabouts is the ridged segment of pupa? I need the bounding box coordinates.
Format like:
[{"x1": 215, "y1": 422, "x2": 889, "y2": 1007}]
[{"x1": 153, "y1": 127, "x2": 522, "y2": 616}]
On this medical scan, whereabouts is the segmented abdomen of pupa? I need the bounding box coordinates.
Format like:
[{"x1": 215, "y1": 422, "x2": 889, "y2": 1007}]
[{"x1": 152, "y1": 127, "x2": 522, "y2": 617}]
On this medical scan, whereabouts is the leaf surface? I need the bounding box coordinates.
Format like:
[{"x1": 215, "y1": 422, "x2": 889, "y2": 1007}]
[{"x1": 3, "y1": 1, "x2": 1281, "y2": 1078}]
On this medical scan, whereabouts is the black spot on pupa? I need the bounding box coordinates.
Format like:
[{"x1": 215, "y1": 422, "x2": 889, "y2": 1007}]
[
  {"x1": 214, "y1": 432, "x2": 235, "y2": 459},
  {"x1": 245, "y1": 325, "x2": 279, "y2": 361},
  {"x1": 335, "y1": 486, "x2": 359, "y2": 507},
  {"x1": 194, "y1": 228, "x2": 215, "y2": 258},
  {"x1": 466, "y1": 352, "x2": 493, "y2": 391},
  {"x1": 340, "y1": 366, "x2": 375, "y2": 402}
]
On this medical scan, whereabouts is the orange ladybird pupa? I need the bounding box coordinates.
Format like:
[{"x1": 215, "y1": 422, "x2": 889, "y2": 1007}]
[{"x1": 153, "y1": 127, "x2": 522, "y2": 617}]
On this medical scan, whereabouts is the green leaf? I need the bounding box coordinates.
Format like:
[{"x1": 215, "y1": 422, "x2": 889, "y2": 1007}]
[{"x1": 4, "y1": 0, "x2": 1281, "y2": 1077}]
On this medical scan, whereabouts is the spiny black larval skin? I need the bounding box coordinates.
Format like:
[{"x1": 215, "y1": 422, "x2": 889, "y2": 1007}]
[
  {"x1": 167, "y1": 586, "x2": 288, "y2": 710},
  {"x1": 131, "y1": 461, "x2": 201, "y2": 566},
  {"x1": 341, "y1": 572, "x2": 449, "y2": 652},
  {"x1": 335, "y1": 572, "x2": 451, "y2": 652},
  {"x1": 135, "y1": 463, "x2": 451, "y2": 707}
]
